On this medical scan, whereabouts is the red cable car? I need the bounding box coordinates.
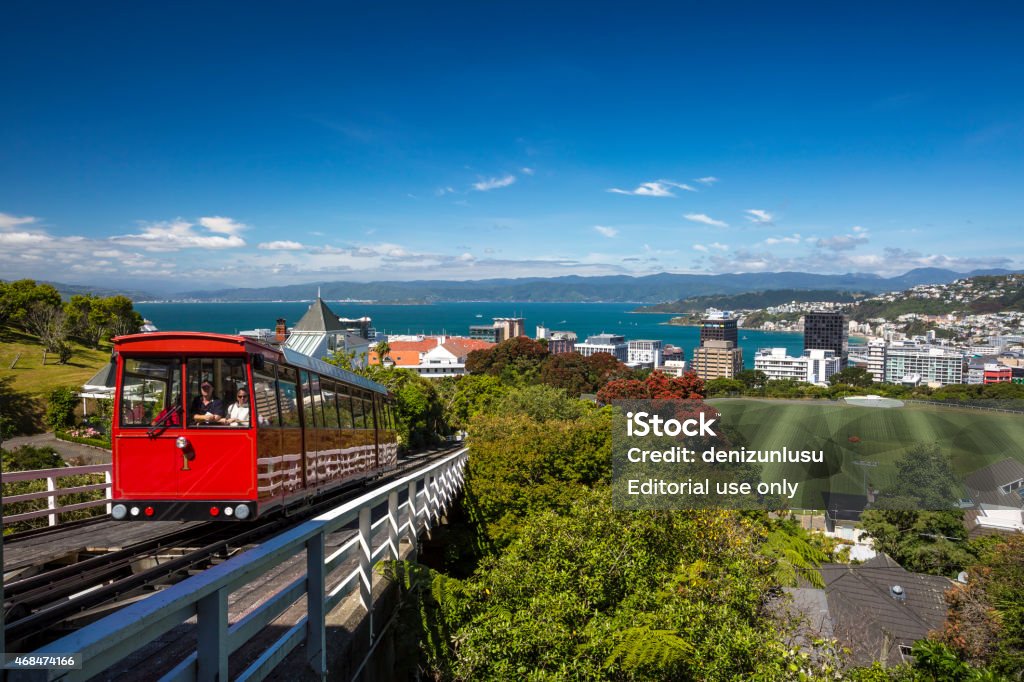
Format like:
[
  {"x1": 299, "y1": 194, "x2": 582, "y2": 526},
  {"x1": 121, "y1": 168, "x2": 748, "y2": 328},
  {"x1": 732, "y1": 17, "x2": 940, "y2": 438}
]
[{"x1": 109, "y1": 332, "x2": 398, "y2": 521}]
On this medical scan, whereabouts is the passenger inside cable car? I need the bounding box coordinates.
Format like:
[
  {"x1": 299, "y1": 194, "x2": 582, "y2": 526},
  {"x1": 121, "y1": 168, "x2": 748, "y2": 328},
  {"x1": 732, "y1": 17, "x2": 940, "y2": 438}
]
[
  {"x1": 190, "y1": 380, "x2": 225, "y2": 424},
  {"x1": 223, "y1": 387, "x2": 250, "y2": 426}
]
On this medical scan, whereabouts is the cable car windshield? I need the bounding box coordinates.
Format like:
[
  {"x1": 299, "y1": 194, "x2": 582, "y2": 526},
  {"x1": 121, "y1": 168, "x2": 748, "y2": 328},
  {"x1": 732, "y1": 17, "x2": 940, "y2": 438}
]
[
  {"x1": 119, "y1": 358, "x2": 182, "y2": 428},
  {"x1": 187, "y1": 357, "x2": 251, "y2": 427}
]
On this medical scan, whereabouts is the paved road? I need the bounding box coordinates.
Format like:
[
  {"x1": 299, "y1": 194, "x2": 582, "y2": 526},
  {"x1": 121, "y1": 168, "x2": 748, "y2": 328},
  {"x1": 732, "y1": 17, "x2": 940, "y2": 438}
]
[{"x1": 2, "y1": 432, "x2": 111, "y2": 464}]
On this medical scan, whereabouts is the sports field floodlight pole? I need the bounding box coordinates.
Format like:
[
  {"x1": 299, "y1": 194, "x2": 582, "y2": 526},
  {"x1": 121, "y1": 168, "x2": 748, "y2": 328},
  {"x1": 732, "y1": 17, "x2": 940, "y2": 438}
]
[{"x1": 853, "y1": 460, "x2": 879, "y2": 499}]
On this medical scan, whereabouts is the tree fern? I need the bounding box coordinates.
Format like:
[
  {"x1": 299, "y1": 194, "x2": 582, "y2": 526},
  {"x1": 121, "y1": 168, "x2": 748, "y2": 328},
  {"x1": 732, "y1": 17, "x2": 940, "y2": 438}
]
[
  {"x1": 763, "y1": 528, "x2": 830, "y2": 589},
  {"x1": 605, "y1": 626, "x2": 694, "y2": 674}
]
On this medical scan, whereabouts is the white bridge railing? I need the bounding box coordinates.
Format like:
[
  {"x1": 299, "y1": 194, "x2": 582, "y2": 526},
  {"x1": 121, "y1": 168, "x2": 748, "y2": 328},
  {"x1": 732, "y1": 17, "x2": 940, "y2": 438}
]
[
  {"x1": 1, "y1": 464, "x2": 113, "y2": 526},
  {"x1": 19, "y1": 448, "x2": 468, "y2": 681}
]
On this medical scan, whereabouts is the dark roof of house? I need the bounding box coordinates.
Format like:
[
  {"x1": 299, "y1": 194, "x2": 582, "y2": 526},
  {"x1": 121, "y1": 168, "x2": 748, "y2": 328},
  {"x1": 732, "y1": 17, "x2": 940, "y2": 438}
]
[
  {"x1": 819, "y1": 554, "x2": 951, "y2": 667},
  {"x1": 821, "y1": 492, "x2": 868, "y2": 522},
  {"x1": 291, "y1": 298, "x2": 344, "y2": 333},
  {"x1": 84, "y1": 361, "x2": 116, "y2": 389},
  {"x1": 964, "y1": 459, "x2": 1024, "y2": 509}
]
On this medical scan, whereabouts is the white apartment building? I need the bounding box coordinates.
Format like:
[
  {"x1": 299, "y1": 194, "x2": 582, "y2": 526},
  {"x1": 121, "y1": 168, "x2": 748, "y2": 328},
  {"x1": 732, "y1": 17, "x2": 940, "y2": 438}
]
[
  {"x1": 627, "y1": 339, "x2": 663, "y2": 368},
  {"x1": 754, "y1": 348, "x2": 841, "y2": 385},
  {"x1": 883, "y1": 342, "x2": 964, "y2": 386},
  {"x1": 867, "y1": 339, "x2": 886, "y2": 383},
  {"x1": 576, "y1": 333, "x2": 628, "y2": 362}
]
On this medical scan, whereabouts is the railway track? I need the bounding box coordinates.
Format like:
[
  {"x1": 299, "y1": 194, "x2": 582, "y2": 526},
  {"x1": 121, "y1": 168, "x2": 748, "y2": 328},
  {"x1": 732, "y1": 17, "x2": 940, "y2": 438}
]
[{"x1": 3, "y1": 444, "x2": 462, "y2": 652}]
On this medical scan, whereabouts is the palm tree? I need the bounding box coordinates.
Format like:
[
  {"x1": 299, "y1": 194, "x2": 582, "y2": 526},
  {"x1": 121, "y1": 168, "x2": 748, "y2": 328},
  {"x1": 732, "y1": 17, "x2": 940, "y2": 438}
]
[{"x1": 373, "y1": 340, "x2": 391, "y2": 366}]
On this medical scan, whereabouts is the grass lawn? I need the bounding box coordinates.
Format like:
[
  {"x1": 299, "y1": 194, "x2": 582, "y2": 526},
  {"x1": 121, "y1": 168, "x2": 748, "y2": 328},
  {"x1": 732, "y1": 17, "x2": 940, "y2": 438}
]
[
  {"x1": 0, "y1": 327, "x2": 112, "y2": 398},
  {"x1": 711, "y1": 398, "x2": 1024, "y2": 509}
]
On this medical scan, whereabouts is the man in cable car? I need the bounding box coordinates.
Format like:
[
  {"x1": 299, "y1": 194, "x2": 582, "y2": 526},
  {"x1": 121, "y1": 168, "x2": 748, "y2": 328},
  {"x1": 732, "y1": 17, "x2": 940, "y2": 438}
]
[{"x1": 191, "y1": 380, "x2": 226, "y2": 424}]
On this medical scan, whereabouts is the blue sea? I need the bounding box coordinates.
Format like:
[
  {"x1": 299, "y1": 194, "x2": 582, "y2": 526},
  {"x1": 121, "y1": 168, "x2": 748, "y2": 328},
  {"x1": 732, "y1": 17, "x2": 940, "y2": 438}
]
[{"x1": 134, "y1": 301, "x2": 805, "y2": 369}]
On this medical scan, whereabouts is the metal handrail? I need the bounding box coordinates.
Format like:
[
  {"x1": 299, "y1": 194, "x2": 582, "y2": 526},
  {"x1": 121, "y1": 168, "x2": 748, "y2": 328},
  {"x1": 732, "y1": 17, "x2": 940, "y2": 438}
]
[{"x1": 24, "y1": 448, "x2": 468, "y2": 681}]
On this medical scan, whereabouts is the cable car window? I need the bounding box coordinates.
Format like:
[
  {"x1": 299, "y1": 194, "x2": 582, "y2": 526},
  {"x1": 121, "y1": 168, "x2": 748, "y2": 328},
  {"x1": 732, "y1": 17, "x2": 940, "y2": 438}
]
[
  {"x1": 300, "y1": 371, "x2": 319, "y2": 428},
  {"x1": 338, "y1": 388, "x2": 354, "y2": 429},
  {"x1": 321, "y1": 380, "x2": 340, "y2": 428},
  {"x1": 119, "y1": 357, "x2": 181, "y2": 427},
  {"x1": 277, "y1": 366, "x2": 301, "y2": 427},
  {"x1": 351, "y1": 391, "x2": 364, "y2": 429},
  {"x1": 186, "y1": 357, "x2": 248, "y2": 427},
  {"x1": 253, "y1": 365, "x2": 279, "y2": 428}
]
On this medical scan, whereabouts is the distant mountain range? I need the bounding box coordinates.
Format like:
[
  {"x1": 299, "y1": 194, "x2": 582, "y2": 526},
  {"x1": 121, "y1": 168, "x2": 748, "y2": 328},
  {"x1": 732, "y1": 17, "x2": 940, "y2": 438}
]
[
  {"x1": 19, "y1": 267, "x2": 1019, "y2": 304},
  {"x1": 171, "y1": 268, "x2": 1019, "y2": 303}
]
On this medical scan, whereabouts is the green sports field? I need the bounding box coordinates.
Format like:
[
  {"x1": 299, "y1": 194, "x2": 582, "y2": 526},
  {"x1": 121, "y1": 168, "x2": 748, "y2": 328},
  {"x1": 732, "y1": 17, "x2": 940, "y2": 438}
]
[{"x1": 710, "y1": 399, "x2": 1024, "y2": 509}]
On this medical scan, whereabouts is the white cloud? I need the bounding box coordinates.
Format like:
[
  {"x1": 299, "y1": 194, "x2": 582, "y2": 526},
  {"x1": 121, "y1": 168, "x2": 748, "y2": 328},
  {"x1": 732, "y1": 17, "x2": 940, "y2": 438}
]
[
  {"x1": 708, "y1": 242, "x2": 728, "y2": 251},
  {"x1": 259, "y1": 240, "x2": 305, "y2": 251},
  {"x1": 111, "y1": 219, "x2": 247, "y2": 251},
  {"x1": 594, "y1": 225, "x2": 618, "y2": 238},
  {"x1": 0, "y1": 231, "x2": 52, "y2": 246},
  {"x1": 695, "y1": 176, "x2": 719, "y2": 185},
  {"x1": 764, "y1": 233, "x2": 802, "y2": 245},
  {"x1": 472, "y1": 175, "x2": 516, "y2": 191},
  {"x1": 0, "y1": 212, "x2": 38, "y2": 230},
  {"x1": 607, "y1": 179, "x2": 696, "y2": 197},
  {"x1": 745, "y1": 209, "x2": 774, "y2": 224},
  {"x1": 435, "y1": 186, "x2": 456, "y2": 196},
  {"x1": 198, "y1": 216, "x2": 247, "y2": 235},
  {"x1": 816, "y1": 227, "x2": 870, "y2": 251},
  {"x1": 693, "y1": 244, "x2": 709, "y2": 252},
  {"x1": 684, "y1": 213, "x2": 729, "y2": 227},
  {"x1": 520, "y1": 167, "x2": 535, "y2": 175}
]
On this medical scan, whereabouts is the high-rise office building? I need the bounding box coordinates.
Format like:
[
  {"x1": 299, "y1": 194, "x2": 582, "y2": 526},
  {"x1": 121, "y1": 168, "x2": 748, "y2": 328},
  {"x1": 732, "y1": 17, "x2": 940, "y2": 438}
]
[
  {"x1": 699, "y1": 315, "x2": 738, "y2": 347},
  {"x1": 691, "y1": 340, "x2": 743, "y2": 380},
  {"x1": 804, "y1": 311, "x2": 848, "y2": 367}
]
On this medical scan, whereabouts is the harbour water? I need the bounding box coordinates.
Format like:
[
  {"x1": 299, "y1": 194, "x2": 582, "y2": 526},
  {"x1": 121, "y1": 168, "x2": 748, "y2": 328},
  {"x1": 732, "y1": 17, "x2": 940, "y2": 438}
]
[{"x1": 134, "y1": 301, "x2": 805, "y2": 369}]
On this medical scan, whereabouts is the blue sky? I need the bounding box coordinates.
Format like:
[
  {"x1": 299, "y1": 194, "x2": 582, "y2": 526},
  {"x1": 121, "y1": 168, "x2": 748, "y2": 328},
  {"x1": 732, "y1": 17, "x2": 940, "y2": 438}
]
[{"x1": 2, "y1": 1, "x2": 1023, "y2": 292}]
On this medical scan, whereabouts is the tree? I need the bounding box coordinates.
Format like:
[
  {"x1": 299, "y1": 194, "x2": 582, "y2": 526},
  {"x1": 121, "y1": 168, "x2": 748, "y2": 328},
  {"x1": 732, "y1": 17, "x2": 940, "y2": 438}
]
[
  {"x1": 539, "y1": 352, "x2": 598, "y2": 396},
  {"x1": 465, "y1": 336, "x2": 549, "y2": 382},
  {"x1": 829, "y1": 366, "x2": 875, "y2": 388},
  {"x1": 0, "y1": 279, "x2": 61, "y2": 328},
  {"x1": 939, "y1": 535, "x2": 1024, "y2": 675},
  {"x1": 24, "y1": 302, "x2": 73, "y2": 363},
  {"x1": 43, "y1": 385, "x2": 79, "y2": 431},
  {"x1": 434, "y1": 374, "x2": 504, "y2": 432},
  {"x1": 735, "y1": 369, "x2": 769, "y2": 390},
  {"x1": 373, "y1": 340, "x2": 391, "y2": 364},
  {"x1": 705, "y1": 377, "x2": 745, "y2": 397},
  {"x1": 388, "y1": 490, "x2": 837, "y2": 680},
  {"x1": 596, "y1": 370, "x2": 705, "y2": 403}
]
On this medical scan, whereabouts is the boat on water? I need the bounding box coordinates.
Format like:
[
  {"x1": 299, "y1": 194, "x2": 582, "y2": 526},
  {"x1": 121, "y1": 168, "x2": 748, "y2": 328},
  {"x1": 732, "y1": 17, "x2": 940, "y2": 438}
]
[{"x1": 475, "y1": 314, "x2": 482, "y2": 318}]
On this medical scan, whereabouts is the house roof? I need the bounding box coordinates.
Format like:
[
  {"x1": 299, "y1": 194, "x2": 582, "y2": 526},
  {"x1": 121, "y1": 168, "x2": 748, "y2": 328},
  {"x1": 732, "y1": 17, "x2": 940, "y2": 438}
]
[
  {"x1": 442, "y1": 338, "x2": 494, "y2": 358},
  {"x1": 965, "y1": 458, "x2": 1024, "y2": 509},
  {"x1": 83, "y1": 361, "x2": 117, "y2": 389},
  {"x1": 291, "y1": 298, "x2": 345, "y2": 332},
  {"x1": 819, "y1": 554, "x2": 951, "y2": 667}
]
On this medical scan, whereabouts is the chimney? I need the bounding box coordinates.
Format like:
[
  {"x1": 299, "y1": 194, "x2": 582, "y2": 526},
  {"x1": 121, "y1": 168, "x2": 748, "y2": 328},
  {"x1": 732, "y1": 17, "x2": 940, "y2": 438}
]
[{"x1": 275, "y1": 318, "x2": 287, "y2": 343}]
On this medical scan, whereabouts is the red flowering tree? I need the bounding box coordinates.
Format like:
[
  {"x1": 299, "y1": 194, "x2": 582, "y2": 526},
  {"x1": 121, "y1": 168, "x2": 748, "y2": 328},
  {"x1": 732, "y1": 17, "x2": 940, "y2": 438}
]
[{"x1": 596, "y1": 370, "x2": 705, "y2": 404}]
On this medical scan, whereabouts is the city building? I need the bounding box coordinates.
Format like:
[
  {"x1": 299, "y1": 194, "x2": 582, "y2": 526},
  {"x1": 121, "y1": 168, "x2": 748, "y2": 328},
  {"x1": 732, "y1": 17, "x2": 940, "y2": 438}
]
[
  {"x1": 662, "y1": 345, "x2": 685, "y2": 363},
  {"x1": 369, "y1": 336, "x2": 493, "y2": 378},
  {"x1": 627, "y1": 339, "x2": 663, "y2": 368},
  {"x1": 700, "y1": 314, "x2": 738, "y2": 347},
  {"x1": 661, "y1": 359, "x2": 688, "y2": 377},
  {"x1": 493, "y1": 317, "x2": 526, "y2": 342},
  {"x1": 983, "y1": 363, "x2": 1012, "y2": 384},
  {"x1": 804, "y1": 311, "x2": 848, "y2": 367},
  {"x1": 867, "y1": 339, "x2": 886, "y2": 383},
  {"x1": 469, "y1": 325, "x2": 501, "y2": 343},
  {"x1": 545, "y1": 331, "x2": 577, "y2": 355},
  {"x1": 691, "y1": 340, "x2": 743, "y2": 381},
  {"x1": 576, "y1": 333, "x2": 628, "y2": 362},
  {"x1": 754, "y1": 348, "x2": 841, "y2": 385},
  {"x1": 883, "y1": 342, "x2": 964, "y2": 386},
  {"x1": 284, "y1": 298, "x2": 371, "y2": 368}
]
